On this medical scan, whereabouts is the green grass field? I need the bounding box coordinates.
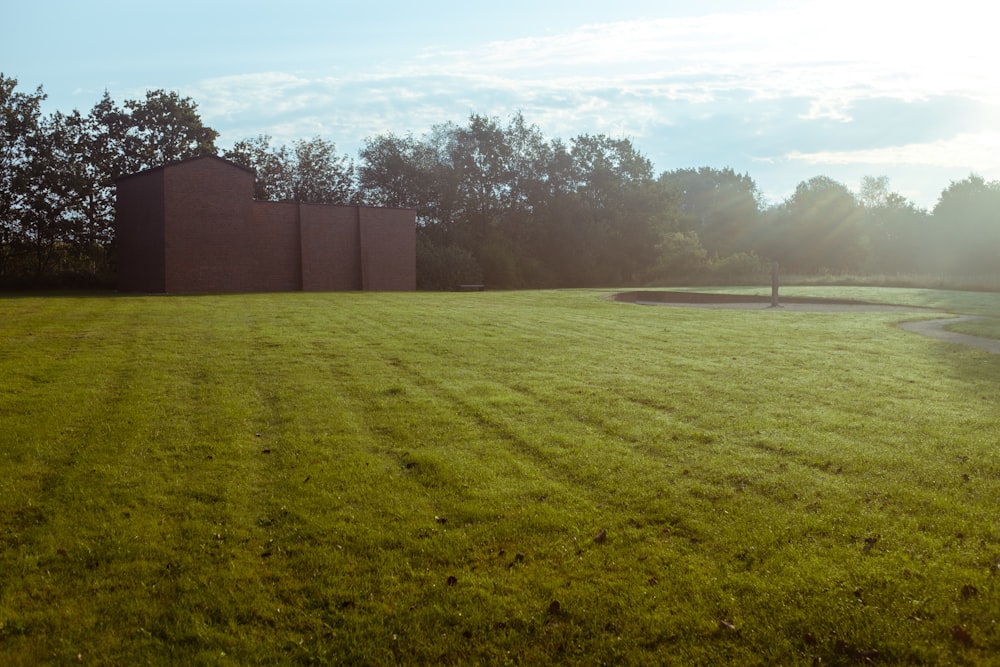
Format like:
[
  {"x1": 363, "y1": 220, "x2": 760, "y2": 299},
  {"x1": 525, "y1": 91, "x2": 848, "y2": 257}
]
[{"x1": 2, "y1": 287, "x2": 999, "y2": 665}]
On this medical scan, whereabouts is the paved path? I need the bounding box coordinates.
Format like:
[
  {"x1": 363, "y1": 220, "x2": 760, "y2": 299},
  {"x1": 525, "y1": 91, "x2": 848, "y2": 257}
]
[
  {"x1": 898, "y1": 316, "x2": 1000, "y2": 355},
  {"x1": 622, "y1": 292, "x2": 1000, "y2": 355}
]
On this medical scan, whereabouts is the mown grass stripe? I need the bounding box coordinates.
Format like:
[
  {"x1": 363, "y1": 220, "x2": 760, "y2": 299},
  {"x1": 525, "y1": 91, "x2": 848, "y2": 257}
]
[{"x1": 1, "y1": 287, "x2": 999, "y2": 663}]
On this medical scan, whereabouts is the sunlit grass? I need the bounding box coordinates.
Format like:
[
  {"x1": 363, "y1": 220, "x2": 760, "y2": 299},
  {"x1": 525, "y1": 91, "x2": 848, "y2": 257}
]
[
  {"x1": 639, "y1": 284, "x2": 1000, "y2": 315},
  {"x1": 1, "y1": 288, "x2": 999, "y2": 664},
  {"x1": 946, "y1": 317, "x2": 1000, "y2": 340}
]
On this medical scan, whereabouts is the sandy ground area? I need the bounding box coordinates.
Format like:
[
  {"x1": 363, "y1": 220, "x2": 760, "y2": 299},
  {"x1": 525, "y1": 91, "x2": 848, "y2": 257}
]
[{"x1": 613, "y1": 291, "x2": 1000, "y2": 354}]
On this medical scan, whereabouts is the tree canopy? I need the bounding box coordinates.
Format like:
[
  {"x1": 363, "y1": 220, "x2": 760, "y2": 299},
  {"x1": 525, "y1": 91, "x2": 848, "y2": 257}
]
[
  {"x1": 2, "y1": 73, "x2": 999, "y2": 289},
  {"x1": 223, "y1": 135, "x2": 356, "y2": 205},
  {"x1": 931, "y1": 174, "x2": 1000, "y2": 275},
  {"x1": 0, "y1": 76, "x2": 217, "y2": 285}
]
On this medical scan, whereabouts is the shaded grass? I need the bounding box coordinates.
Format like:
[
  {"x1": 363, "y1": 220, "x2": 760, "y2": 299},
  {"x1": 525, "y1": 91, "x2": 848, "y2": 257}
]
[{"x1": 1, "y1": 288, "x2": 1000, "y2": 664}]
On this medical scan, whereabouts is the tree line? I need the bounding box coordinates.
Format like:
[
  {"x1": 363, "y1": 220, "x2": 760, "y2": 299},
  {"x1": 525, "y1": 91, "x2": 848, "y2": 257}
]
[{"x1": 3, "y1": 73, "x2": 999, "y2": 290}]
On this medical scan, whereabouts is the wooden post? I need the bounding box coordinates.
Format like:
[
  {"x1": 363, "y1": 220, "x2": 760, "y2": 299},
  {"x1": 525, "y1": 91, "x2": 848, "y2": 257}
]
[{"x1": 770, "y1": 261, "x2": 780, "y2": 307}]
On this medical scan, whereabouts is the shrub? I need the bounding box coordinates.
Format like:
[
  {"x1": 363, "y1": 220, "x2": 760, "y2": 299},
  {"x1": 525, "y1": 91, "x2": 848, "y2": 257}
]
[{"x1": 416, "y1": 237, "x2": 483, "y2": 290}]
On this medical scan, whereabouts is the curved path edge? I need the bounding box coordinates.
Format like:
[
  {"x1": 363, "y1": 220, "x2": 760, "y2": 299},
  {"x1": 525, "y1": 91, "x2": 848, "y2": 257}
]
[
  {"x1": 897, "y1": 316, "x2": 1000, "y2": 355},
  {"x1": 612, "y1": 291, "x2": 1000, "y2": 355}
]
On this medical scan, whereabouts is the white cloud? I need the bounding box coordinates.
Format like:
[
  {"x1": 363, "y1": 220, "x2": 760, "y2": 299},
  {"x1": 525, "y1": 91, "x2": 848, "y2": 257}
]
[
  {"x1": 191, "y1": 1, "x2": 998, "y2": 136},
  {"x1": 175, "y1": 0, "x2": 997, "y2": 209},
  {"x1": 399, "y1": 1, "x2": 1000, "y2": 106},
  {"x1": 189, "y1": 73, "x2": 319, "y2": 119},
  {"x1": 786, "y1": 132, "x2": 1000, "y2": 172}
]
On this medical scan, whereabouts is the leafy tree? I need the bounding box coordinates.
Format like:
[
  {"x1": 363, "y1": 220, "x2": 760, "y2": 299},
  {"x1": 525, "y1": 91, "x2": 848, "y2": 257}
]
[
  {"x1": 858, "y1": 175, "x2": 892, "y2": 210},
  {"x1": 858, "y1": 176, "x2": 930, "y2": 275},
  {"x1": 224, "y1": 135, "x2": 356, "y2": 204},
  {"x1": 65, "y1": 90, "x2": 216, "y2": 280},
  {"x1": 930, "y1": 174, "x2": 1000, "y2": 275},
  {"x1": 766, "y1": 176, "x2": 866, "y2": 274},
  {"x1": 223, "y1": 134, "x2": 292, "y2": 201},
  {"x1": 566, "y1": 134, "x2": 675, "y2": 285},
  {"x1": 0, "y1": 74, "x2": 45, "y2": 279},
  {"x1": 443, "y1": 114, "x2": 556, "y2": 283},
  {"x1": 415, "y1": 233, "x2": 483, "y2": 290},
  {"x1": 18, "y1": 113, "x2": 70, "y2": 278},
  {"x1": 569, "y1": 134, "x2": 654, "y2": 204},
  {"x1": 649, "y1": 231, "x2": 709, "y2": 282},
  {"x1": 120, "y1": 90, "x2": 218, "y2": 173},
  {"x1": 6, "y1": 106, "x2": 105, "y2": 280},
  {"x1": 289, "y1": 137, "x2": 356, "y2": 204},
  {"x1": 1, "y1": 82, "x2": 218, "y2": 285},
  {"x1": 661, "y1": 167, "x2": 762, "y2": 257},
  {"x1": 358, "y1": 114, "x2": 556, "y2": 286},
  {"x1": 437, "y1": 114, "x2": 551, "y2": 235},
  {"x1": 356, "y1": 115, "x2": 681, "y2": 287},
  {"x1": 48, "y1": 98, "x2": 127, "y2": 253},
  {"x1": 358, "y1": 133, "x2": 439, "y2": 211}
]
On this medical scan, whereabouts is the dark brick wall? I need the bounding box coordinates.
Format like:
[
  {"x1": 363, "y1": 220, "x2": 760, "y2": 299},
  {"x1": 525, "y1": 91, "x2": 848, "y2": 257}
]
[
  {"x1": 250, "y1": 202, "x2": 301, "y2": 291},
  {"x1": 360, "y1": 207, "x2": 417, "y2": 291},
  {"x1": 300, "y1": 204, "x2": 361, "y2": 291},
  {"x1": 163, "y1": 157, "x2": 255, "y2": 293},
  {"x1": 116, "y1": 156, "x2": 415, "y2": 293},
  {"x1": 115, "y1": 170, "x2": 165, "y2": 292}
]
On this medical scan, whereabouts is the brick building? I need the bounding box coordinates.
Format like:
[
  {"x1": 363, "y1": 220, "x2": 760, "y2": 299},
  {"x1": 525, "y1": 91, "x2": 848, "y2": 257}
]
[{"x1": 115, "y1": 155, "x2": 416, "y2": 293}]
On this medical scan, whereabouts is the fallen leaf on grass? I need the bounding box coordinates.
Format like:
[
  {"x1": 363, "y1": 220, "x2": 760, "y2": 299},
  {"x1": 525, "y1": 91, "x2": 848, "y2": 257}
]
[
  {"x1": 952, "y1": 625, "x2": 974, "y2": 646},
  {"x1": 833, "y1": 640, "x2": 878, "y2": 660},
  {"x1": 447, "y1": 576, "x2": 458, "y2": 586},
  {"x1": 547, "y1": 600, "x2": 562, "y2": 616},
  {"x1": 718, "y1": 619, "x2": 737, "y2": 632},
  {"x1": 594, "y1": 529, "x2": 607, "y2": 544}
]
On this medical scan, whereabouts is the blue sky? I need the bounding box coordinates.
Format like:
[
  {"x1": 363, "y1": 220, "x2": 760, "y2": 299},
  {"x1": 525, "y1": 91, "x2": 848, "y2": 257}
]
[{"x1": 6, "y1": 0, "x2": 998, "y2": 208}]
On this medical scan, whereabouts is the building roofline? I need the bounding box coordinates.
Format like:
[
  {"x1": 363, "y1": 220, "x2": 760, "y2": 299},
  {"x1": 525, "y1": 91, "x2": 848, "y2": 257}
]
[
  {"x1": 116, "y1": 155, "x2": 416, "y2": 213},
  {"x1": 115, "y1": 154, "x2": 255, "y2": 183},
  {"x1": 297, "y1": 202, "x2": 418, "y2": 213}
]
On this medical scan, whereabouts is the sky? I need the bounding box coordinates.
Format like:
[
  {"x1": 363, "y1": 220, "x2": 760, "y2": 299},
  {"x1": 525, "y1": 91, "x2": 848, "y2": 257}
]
[{"x1": 5, "y1": 0, "x2": 999, "y2": 208}]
